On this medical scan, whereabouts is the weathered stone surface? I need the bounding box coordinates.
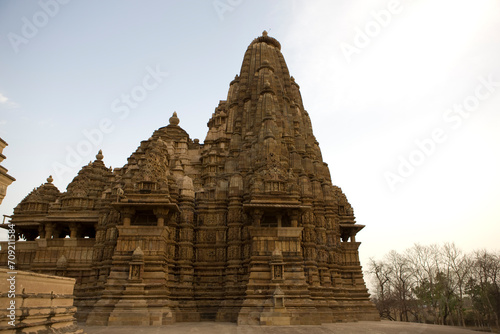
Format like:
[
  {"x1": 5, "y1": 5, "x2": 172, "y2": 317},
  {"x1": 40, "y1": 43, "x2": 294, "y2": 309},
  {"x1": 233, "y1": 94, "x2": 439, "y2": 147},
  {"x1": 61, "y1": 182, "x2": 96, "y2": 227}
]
[
  {"x1": 0, "y1": 268, "x2": 81, "y2": 334},
  {"x1": 0, "y1": 31, "x2": 379, "y2": 326},
  {"x1": 0, "y1": 137, "x2": 15, "y2": 205}
]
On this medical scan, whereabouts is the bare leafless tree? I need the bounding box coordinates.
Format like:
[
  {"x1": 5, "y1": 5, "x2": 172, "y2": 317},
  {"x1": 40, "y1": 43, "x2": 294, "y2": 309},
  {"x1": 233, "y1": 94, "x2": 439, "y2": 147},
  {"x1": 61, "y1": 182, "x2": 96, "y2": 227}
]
[
  {"x1": 471, "y1": 250, "x2": 500, "y2": 331},
  {"x1": 366, "y1": 244, "x2": 499, "y2": 332},
  {"x1": 386, "y1": 250, "x2": 415, "y2": 322},
  {"x1": 368, "y1": 257, "x2": 395, "y2": 320},
  {"x1": 443, "y1": 242, "x2": 472, "y2": 327}
]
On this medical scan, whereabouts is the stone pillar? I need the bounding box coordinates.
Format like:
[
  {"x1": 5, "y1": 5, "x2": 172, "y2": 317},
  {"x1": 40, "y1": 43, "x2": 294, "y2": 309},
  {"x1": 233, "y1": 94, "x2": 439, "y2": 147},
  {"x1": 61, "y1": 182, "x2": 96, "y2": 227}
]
[
  {"x1": 252, "y1": 209, "x2": 263, "y2": 227},
  {"x1": 44, "y1": 222, "x2": 54, "y2": 239},
  {"x1": 154, "y1": 208, "x2": 169, "y2": 227},
  {"x1": 122, "y1": 208, "x2": 134, "y2": 226},
  {"x1": 290, "y1": 210, "x2": 299, "y2": 227},
  {"x1": 69, "y1": 222, "x2": 78, "y2": 238},
  {"x1": 38, "y1": 225, "x2": 46, "y2": 239}
]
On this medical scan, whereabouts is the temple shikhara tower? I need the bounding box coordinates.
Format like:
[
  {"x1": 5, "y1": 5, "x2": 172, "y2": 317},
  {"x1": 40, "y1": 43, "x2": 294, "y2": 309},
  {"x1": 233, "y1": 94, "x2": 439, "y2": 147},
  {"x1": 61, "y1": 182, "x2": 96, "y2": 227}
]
[{"x1": 1, "y1": 32, "x2": 378, "y2": 326}]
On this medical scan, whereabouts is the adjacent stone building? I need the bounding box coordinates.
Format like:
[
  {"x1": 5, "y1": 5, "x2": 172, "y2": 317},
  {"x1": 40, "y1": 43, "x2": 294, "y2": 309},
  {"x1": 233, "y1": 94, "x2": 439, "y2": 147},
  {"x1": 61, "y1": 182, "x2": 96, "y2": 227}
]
[
  {"x1": 0, "y1": 269, "x2": 81, "y2": 334},
  {"x1": 0, "y1": 32, "x2": 379, "y2": 325},
  {"x1": 0, "y1": 138, "x2": 15, "y2": 205}
]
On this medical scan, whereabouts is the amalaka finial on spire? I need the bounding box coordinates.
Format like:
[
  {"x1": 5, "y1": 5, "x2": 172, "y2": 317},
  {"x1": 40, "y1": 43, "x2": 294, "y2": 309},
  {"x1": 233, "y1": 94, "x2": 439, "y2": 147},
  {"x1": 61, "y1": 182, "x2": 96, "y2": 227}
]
[
  {"x1": 96, "y1": 149, "x2": 103, "y2": 161},
  {"x1": 251, "y1": 30, "x2": 281, "y2": 50},
  {"x1": 47, "y1": 175, "x2": 53, "y2": 183},
  {"x1": 169, "y1": 111, "x2": 180, "y2": 126}
]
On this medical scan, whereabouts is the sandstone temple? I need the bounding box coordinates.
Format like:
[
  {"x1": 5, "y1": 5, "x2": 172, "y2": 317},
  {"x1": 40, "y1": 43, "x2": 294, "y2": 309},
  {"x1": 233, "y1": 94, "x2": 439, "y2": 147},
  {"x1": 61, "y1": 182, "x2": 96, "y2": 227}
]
[{"x1": 1, "y1": 32, "x2": 379, "y2": 326}]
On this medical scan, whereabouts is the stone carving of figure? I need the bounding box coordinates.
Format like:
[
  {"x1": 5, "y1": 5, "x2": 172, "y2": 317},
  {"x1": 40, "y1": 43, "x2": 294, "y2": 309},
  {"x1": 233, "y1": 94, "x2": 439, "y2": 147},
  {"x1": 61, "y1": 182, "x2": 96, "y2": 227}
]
[
  {"x1": 274, "y1": 265, "x2": 282, "y2": 279},
  {"x1": 131, "y1": 265, "x2": 140, "y2": 279},
  {"x1": 116, "y1": 186, "x2": 124, "y2": 202}
]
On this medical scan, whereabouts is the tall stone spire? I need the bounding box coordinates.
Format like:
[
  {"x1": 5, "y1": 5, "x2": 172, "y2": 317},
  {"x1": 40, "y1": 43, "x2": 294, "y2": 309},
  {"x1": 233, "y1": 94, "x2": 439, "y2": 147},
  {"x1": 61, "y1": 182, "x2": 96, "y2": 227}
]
[{"x1": 204, "y1": 31, "x2": 329, "y2": 204}]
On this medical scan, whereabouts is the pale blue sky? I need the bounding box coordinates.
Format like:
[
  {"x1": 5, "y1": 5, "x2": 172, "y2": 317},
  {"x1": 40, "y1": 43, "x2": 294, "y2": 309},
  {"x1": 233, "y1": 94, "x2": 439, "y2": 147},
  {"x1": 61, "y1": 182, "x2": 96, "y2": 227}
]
[{"x1": 1, "y1": 0, "x2": 499, "y2": 266}]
